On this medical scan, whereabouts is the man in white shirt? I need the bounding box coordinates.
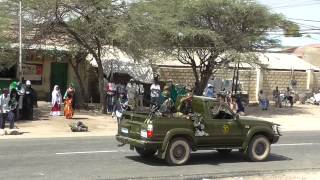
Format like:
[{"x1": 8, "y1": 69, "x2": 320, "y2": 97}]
[
  {"x1": 0, "y1": 88, "x2": 15, "y2": 129},
  {"x1": 150, "y1": 76, "x2": 161, "y2": 108}
]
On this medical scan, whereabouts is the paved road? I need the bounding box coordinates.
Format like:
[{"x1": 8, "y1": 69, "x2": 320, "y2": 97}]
[{"x1": 1, "y1": 132, "x2": 320, "y2": 180}]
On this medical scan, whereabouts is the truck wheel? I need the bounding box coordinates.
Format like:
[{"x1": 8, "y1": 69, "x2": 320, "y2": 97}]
[
  {"x1": 247, "y1": 135, "x2": 270, "y2": 162},
  {"x1": 165, "y1": 138, "x2": 191, "y2": 165},
  {"x1": 217, "y1": 149, "x2": 232, "y2": 155},
  {"x1": 135, "y1": 147, "x2": 157, "y2": 158}
]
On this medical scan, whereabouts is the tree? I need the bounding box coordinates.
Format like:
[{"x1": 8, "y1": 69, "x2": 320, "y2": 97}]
[
  {"x1": 12, "y1": 0, "x2": 127, "y2": 110},
  {"x1": 282, "y1": 20, "x2": 302, "y2": 37},
  {"x1": 0, "y1": 1, "x2": 18, "y2": 71},
  {"x1": 68, "y1": 48, "x2": 90, "y2": 105},
  {"x1": 128, "y1": 0, "x2": 283, "y2": 95}
]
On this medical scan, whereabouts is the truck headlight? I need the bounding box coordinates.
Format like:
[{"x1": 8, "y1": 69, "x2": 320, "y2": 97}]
[{"x1": 272, "y1": 125, "x2": 281, "y2": 135}]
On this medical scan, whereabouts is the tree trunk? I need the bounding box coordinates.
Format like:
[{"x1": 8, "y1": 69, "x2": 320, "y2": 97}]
[
  {"x1": 69, "y1": 57, "x2": 89, "y2": 106},
  {"x1": 195, "y1": 71, "x2": 212, "y2": 96},
  {"x1": 95, "y1": 42, "x2": 107, "y2": 112},
  {"x1": 96, "y1": 59, "x2": 106, "y2": 112},
  {"x1": 194, "y1": 65, "x2": 213, "y2": 96}
]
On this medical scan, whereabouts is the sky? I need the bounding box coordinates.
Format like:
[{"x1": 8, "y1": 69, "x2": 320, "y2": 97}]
[{"x1": 257, "y1": 0, "x2": 320, "y2": 45}]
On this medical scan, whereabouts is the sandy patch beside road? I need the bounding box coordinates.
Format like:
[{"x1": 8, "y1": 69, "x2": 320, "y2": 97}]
[
  {"x1": 217, "y1": 170, "x2": 320, "y2": 180},
  {"x1": 246, "y1": 104, "x2": 320, "y2": 132}
]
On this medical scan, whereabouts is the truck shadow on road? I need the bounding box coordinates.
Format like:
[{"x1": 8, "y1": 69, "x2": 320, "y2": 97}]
[{"x1": 126, "y1": 152, "x2": 292, "y2": 166}]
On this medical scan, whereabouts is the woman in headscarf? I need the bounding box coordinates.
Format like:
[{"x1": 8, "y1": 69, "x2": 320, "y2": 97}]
[{"x1": 50, "y1": 85, "x2": 62, "y2": 116}]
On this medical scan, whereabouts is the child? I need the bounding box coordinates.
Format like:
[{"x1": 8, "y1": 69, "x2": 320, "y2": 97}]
[
  {"x1": 112, "y1": 93, "x2": 128, "y2": 125},
  {"x1": 64, "y1": 93, "x2": 74, "y2": 119},
  {"x1": 258, "y1": 90, "x2": 269, "y2": 110},
  {"x1": 50, "y1": 85, "x2": 62, "y2": 116}
]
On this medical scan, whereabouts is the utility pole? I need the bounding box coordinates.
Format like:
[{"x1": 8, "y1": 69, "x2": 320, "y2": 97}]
[{"x1": 19, "y1": 0, "x2": 22, "y2": 82}]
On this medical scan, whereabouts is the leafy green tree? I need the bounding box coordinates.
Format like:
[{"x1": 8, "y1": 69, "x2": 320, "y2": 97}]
[
  {"x1": 0, "y1": 1, "x2": 18, "y2": 71},
  {"x1": 281, "y1": 20, "x2": 302, "y2": 37},
  {"x1": 6, "y1": 0, "x2": 128, "y2": 110},
  {"x1": 128, "y1": 0, "x2": 283, "y2": 95}
]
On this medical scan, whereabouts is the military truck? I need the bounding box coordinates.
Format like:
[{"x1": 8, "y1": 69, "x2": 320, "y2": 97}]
[{"x1": 116, "y1": 96, "x2": 281, "y2": 165}]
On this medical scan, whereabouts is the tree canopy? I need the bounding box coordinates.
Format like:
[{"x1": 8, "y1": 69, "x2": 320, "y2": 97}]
[
  {"x1": 0, "y1": 0, "x2": 290, "y2": 102},
  {"x1": 126, "y1": 0, "x2": 284, "y2": 94}
]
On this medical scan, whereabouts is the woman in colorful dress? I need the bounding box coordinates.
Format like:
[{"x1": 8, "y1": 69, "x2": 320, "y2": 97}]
[
  {"x1": 64, "y1": 83, "x2": 76, "y2": 109},
  {"x1": 50, "y1": 85, "x2": 62, "y2": 116},
  {"x1": 64, "y1": 93, "x2": 74, "y2": 119}
]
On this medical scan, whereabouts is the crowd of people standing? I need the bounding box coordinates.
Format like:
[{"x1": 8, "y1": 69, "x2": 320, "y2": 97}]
[
  {"x1": 0, "y1": 80, "x2": 37, "y2": 130},
  {"x1": 258, "y1": 86, "x2": 295, "y2": 110}
]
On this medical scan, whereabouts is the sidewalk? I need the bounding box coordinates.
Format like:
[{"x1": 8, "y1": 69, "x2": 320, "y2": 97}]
[
  {"x1": 0, "y1": 101, "x2": 319, "y2": 139},
  {"x1": 246, "y1": 103, "x2": 320, "y2": 132},
  {"x1": 217, "y1": 169, "x2": 320, "y2": 180},
  {"x1": 0, "y1": 101, "x2": 118, "y2": 139}
]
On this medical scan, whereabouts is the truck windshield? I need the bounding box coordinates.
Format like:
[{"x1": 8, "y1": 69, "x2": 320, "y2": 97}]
[{"x1": 211, "y1": 103, "x2": 234, "y2": 120}]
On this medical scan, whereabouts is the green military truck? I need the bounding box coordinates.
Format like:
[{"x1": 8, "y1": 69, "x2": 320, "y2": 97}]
[{"x1": 116, "y1": 96, "x2": 281, "y2": 165}]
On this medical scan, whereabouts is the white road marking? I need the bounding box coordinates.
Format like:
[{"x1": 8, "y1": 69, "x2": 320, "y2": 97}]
[
  {"x1": 55, "y1": 143, "x2": 320, "y2": 155},
  {"x1": 55, "y1": 150, "x2": 119, "y2": 155},
  {"x1": 272, "y1": 143, "x2": 320, "y2": 147}
]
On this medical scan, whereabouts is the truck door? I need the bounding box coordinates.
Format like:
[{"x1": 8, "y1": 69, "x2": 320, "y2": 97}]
[{"x1": 207, "y1": 103, "x2": 243, "y2": 147}]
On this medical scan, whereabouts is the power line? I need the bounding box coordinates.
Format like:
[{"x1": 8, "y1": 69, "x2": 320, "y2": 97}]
[
  {"x1": 264, "y1": 0, "x2": 317, "y2": 7},
  {"x1": 272, "y1": 2, "x2": 320, "y2": 9},
  {"x1": 288, "y1": 18, "x2": 320, "y2": 23},
  {"x1": 295, "y1": 22, "x2": 320, "y2": 29}
]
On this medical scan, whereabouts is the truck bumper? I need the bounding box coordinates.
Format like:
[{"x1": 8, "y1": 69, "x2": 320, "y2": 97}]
[
  {"x1": 116, "y1": 135, "x2": 162, "y2": 149},
  {"x1": 272, "y1": 135, "x2": 280, "y2": 144}
]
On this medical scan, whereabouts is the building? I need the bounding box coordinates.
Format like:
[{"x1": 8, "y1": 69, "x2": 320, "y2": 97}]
[
  {"x1": 156, "y1": 53, "x2": 320, "y2": 102},
  {"x1": 0, "y1": 45, "x2": 89, "y2": 101}
]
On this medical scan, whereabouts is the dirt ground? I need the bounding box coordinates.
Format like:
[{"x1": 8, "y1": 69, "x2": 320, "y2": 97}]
[
  {"x1": 217, "y1": 170, "x2": 320, "y2": 180},
  {"x1": 246, "y1": 103, "x2": 320, "y2": 132},
  {"x1": 0, "y1": 101, "x2": 118, "y2": 139},
  {"x1": 0, "y1": 101, "x2": 319, "y2": 139}
]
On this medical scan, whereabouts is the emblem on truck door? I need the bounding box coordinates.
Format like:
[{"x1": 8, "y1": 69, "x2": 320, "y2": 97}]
[{"x1": 223, "y1": 124, "x2": 230, "y2": 134}]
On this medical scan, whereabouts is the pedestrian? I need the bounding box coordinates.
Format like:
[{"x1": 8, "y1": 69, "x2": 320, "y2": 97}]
[
  {"x1": 204, "y1": 84, "x2": 215, "y2": 98},
  {"x1": 273, "y1": 86, "x2": 282, "y2": 108},
  {"x1": 231, "y1": 95, "x2": 245, "y2": 115},
  {"x1": 126, "y1": 79, "x2": 137, "y2": 110},
  {"x1": 285, "y1": 87, "x2": 294, "y2": 107},
  {"x1": 64, "y1": 93, "x2": 74, "y2": 119},
  {"x1": 64, "y1": 83, "x2": 76, "y2": 109},
  {"x1": 50, "y1": 85, "x2": 62, "y2": 116},
  {"x1": 105, "y1": 80, "x2": 116, "y2": 114},
  {"x1": 135, "y1": 81, "x2": 144, "y2": 110},
  {"x1": 116, "y1": 81, "x2": 126, "y2": 97},
  {"x1": 16, "y1": 81, "x2": 25, "y2": 120},
  {"x1": 258, "y1": 90, "x2": 269, "y2": 110},
  {"x1": 150, "y1": 75, "x2": 161, "y2": 109},
  {"x1": 112, "y1": 93, "x2": 128, "y2": 126},
  {"x1": 9, "y1": 81, "x2": 17, "y2": 93},
  {"x1": 0, "y1": 88, "x2": 16, "y2": 129},
  {"x1": 9, "y1": 89, "x2": 19, "y2": 121},
  {"x1": 22, "y1": 80, "x2": 37, "y2": 120}
]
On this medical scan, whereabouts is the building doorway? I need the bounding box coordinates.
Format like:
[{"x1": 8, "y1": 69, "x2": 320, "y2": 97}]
[{"x1": 50, "y1": 63, "x2": 68, "y2": 100}]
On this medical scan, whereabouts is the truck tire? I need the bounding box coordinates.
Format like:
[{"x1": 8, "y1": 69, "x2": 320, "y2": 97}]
[
  {"x1": 217, "y1": 149, "x2": 232, "y2": 155},
  {"x1": 165, "y1": 138, "x2": 191, "y2": 165},
  {"x1": 247, "y1": 135, "x2": 270, "y2": 162},
  {"x1": 135, "y1": 147, "x2": 157, "y2": 158}
]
